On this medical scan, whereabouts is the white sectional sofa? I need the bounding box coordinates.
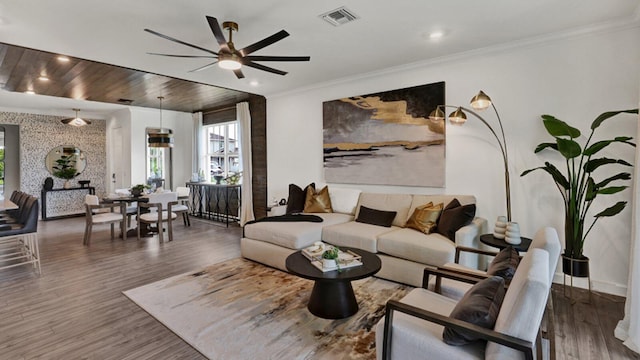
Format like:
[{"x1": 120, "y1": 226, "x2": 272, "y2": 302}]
[{"x1": 241, "y1": 190, "x2": 488, "y2": 287}]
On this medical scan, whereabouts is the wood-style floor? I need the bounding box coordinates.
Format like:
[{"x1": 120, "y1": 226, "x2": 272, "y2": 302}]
[{"x1": 0, "y1": 217, "x2": 638, "y2": 359}]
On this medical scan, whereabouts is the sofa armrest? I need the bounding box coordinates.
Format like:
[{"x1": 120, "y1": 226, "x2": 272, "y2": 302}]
[
  {"x1": 381, "y1": 300, "x2": 534, "y2": 360},
  {"x1": 453, "y1": 216, "x2": 488, "y2": 270},
  {"x1": 421, "y1": 266, "x2": 491, "y2": 292}
]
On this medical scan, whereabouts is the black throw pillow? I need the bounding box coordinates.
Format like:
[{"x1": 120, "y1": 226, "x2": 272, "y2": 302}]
[
  {"x1": 487, "y1": 246, "x2": 520, "y2": 280},
  {"x1": 286, "y1": 183, "x2": 315, "y2": 214},
  {"x1": 436, "y1": 199, "x2": 476, "y2": 241},
  {"x1": 443, "y1": 276, "x2": 506, "y2": 345},
  {"x1": 355, "y1": 206, "x2": 397, "y2": 227}
]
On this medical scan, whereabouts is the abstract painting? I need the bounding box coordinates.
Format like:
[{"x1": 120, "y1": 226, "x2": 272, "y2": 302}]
[{"x1": 323, "y1": 81, "x2": 446, "y2": 187}]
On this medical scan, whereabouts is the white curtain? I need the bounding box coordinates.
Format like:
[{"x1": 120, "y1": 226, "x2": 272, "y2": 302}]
[
  {"x1": 615, "y1": 108, "x2": 640, "y2": 354},
  {"x1": 237, "y1": 102, "x2": 255, "y2": 225},
  {"x1": 193, "y1": 112, "x2": 206, "y2": 180}
]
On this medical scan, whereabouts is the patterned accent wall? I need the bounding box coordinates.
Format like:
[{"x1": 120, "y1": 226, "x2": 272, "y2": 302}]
[{"x1": 0, "y1": 111, "x2": 106, "y2": 218}]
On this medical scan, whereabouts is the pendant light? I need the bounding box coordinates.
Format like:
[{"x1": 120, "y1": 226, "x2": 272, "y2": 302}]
[
  {"x1": 148, "y1": 96, "x2": 174, "y2": 148},
  {"x1": 61, "y1": 108, "x2": 91, "y2": 127}
]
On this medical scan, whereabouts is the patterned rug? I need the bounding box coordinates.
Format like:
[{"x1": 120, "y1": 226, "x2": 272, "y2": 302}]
[{"x1": 123, "y1": 258, "x2": 411, "y2": 360}]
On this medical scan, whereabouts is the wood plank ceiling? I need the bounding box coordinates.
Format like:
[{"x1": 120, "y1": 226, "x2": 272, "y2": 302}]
[{"x1": 0, "y1": 42, "x2": 252, "y2": 113}]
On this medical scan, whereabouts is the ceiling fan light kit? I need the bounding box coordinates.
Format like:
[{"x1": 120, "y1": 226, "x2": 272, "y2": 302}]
[{"x1": 145, "y1": 16, "x2": 310, "y2": 79}]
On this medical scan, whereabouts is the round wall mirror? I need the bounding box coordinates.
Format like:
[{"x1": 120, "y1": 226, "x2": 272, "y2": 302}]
[{"x1": 45, "y1": 145, "x2": 87, "y2": 179}]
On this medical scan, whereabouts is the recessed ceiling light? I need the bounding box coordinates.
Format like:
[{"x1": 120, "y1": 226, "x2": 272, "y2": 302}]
[
  {"x1": 57, "y1": 56, "x2": 70, "y2": 62},
  {"x1": 429, "y1": 31, "x2": 444, "y2": 40},
  {"x1": 24, "y1": 90, "x2": 36, "y2": 95},
  {"x1": 38, "y1": 76, "x2": 49, "y2": 81},
  {"x1": 250, "y1": 80, "x2": 259, "y2": 87}
]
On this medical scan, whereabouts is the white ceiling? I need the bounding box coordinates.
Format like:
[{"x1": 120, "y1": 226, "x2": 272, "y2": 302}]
[{"x1": 0, "y1": 0, "x2": 638, "y2": 117}]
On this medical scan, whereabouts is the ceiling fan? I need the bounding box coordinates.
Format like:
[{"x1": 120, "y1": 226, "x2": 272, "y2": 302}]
[{"x1": 144, "y1": 16, "x2": 310, "y2": 79}]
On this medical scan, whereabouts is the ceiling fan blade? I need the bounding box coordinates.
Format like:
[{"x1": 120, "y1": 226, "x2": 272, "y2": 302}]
[
  {"x1": 239, "y1": 30, "x2": 289, "y2": 56},
  {"x1": 145, "y1": 28, "x2": 218, "y2": 56},
  {"x1": 188, "y1": 61, "x2": 219, "y2": 73},
  {"x1": 243, "y1": 61, "x2": 287, "y2": 76},
  {"x1": 233, "y1": 69, "x2": 245, "y2": 79},
  {"x1": 206, "y1": 16, "x2": 230, "y2": 52},
  {"x1": 245, "y1": 55, "x2": 310, "y2": 62},
  {"x1": 147, "y1": 52, "x2": 217, "y2": 59}
]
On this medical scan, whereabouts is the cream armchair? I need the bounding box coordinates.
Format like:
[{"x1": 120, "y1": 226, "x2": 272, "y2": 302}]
[{"x1": 376, "y1": 247, "x2": 552, "y2": 360}]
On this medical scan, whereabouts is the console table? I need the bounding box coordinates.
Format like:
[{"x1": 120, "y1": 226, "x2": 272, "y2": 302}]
[
  {"x1": 41, "y1": 186, "x2": 95, "y2": 220},
  {"x1": 186, "y1": 182, "x2": 240, "y2": 226}
]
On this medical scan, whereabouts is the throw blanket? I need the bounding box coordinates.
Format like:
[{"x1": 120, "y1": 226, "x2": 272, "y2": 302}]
[{"x1": 246, "y1": 214, "x2": 323, "y2": 225}]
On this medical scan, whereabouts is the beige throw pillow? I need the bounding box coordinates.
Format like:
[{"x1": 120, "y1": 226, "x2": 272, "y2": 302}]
[
  {"x1": 303, "y1": 186, "x2": 333, "y2": 213},
  {"x1": 406, "y1": 202, "x2": 443, "y2": 234}
]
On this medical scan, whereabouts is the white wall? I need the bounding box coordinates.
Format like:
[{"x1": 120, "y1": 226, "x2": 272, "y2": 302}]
[
  {"x1": 106, "y1": 106, "x2": 194, "y2": 192},
  {"x1": 267, "y1": 24, "x2": 640, "y2": 295}
]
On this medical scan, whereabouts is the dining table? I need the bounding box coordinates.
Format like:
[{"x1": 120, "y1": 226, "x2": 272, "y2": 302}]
[{"x1": 0, "y1": 198, "x2": 19, "y2": 212}]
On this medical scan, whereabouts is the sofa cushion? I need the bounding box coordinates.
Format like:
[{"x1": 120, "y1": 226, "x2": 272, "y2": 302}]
[
  {"x1": 286, "y1": 183, "x2": 315, "y2": 214},
  {"x1": 356, "y1": 206, "x2": 396, "y2": 227},
  {"x1": 322, "y1": 221, "x2": 398, "y2": 253},
  {"x1": 377, "y1": 228, "x2": 455, "y2": 267},
  {"x1": 243, "y1": 213, "x2": 352, "y2": 250},
  {"x1": 328, "y1": 187, "x2": 362, "y2": 215},
  {"x1": 406, "y1": 202, "x2": 443, "y2": 234},
  {"x1": 443, "y1": 276, "x2": 506, "y2": 345},
  {"x1": 437, "y1": 199, "x2": 476, "y2": 241},
  {"x1": 304, "y1": 186, "x2": 333, "y2": 213},
  {"x1": 485, "y1": 248, "x2": 550, "y2": 359},
  {"x1": 356, "y1": 193, "x2": 413, "y2": 227},
  {"x1": 486, "y1": 246, "x2": 520, "y2": 280}
]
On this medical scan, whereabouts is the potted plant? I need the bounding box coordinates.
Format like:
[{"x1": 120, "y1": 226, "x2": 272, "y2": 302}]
[
  {"x1": 52, "y1": 154, "x2": 79, "y2": 188},
  {"x1": 322, "y1": 246, "x2": 341, "y2": 270},
  {"x1": 130, "y1": 184, "x2": 151, "y2": 197},
  {"x1": 521, "y1": 109, "x2": 638, "y2": 277}
]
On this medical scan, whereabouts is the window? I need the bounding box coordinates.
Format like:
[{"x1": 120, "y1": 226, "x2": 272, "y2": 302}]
[
  {"x1": 205, "y1": 121, "x2": 240, "y2": 180},
  {"x1": 146, "y1": 128, "x2": 173, "y2": 190}
]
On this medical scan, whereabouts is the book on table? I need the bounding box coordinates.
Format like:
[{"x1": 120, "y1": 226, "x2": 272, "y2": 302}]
[{"x1": 302, "y1": 243, "x2": 363, "y2": 272}]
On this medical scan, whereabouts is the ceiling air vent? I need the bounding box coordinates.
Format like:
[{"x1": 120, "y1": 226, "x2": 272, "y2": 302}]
[
  {"x1": 320, "y1": 7, "x2": 359, "y2": 27},
  {"x1": 117, "y1": 98, "x2": 134, "y2": 105}
]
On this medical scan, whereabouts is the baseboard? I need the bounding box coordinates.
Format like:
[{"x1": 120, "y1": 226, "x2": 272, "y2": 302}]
[{"x1": 553, "y1": 272, "x2": 628, "y2": 297}]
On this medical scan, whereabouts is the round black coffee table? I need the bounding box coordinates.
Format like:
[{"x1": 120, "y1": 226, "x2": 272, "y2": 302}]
[{"x1": 285, "y1": 247, "x2": 381, "y2": 319}]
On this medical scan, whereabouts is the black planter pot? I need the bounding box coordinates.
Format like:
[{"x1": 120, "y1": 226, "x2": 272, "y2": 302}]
[{"x1": 562, "y1": 255, "x2": 590, "y2": 278}]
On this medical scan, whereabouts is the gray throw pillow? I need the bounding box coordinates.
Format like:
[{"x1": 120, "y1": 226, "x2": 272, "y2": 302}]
[
  {"x1": 487, "y1": 246, "x2": 520, "y2": 280},
  {"x1": 442, "y1": 276, "x2": 506, "y2": 345},
  {"x1": 286, "y1": 183, "x2": 315, "y2": 214},
  {"x1": 436, "y1": 199, "x2": 476, "y2": 241}
]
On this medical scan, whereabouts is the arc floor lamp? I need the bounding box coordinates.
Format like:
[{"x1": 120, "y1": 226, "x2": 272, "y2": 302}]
[{"x1": 429, "y1": 91, "x2": 512, "y2": 221}]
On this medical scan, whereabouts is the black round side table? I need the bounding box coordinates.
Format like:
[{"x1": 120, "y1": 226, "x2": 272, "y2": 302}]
[{"x1": 480, "y1": 234, "x2": 532, "y2": 252}]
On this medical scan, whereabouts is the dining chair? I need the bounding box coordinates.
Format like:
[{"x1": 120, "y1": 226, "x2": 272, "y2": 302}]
[
  {"x1": 137, "y1": 192, "x2": 178, "y2": 242},
  {"x1": 115, "y1": 188, "x2": 138, "y2": 227},
  {"x1": 83, "y1": 195, "x2": 127, "y2": 246},
  {"x1": 173, "y1": 186, "x2": 191, "y2": 226}
]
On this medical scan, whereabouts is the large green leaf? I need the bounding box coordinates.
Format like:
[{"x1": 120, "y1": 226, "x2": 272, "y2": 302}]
[
  {"x1": 542, "y1": 115, "x2": 581, "y2": 138},
  {"x1": 591, "y1": 109, "x2": 639, "y2": 130},
  {"x1": 584, "y1": 157, "x2": 630, "y2": 173},
  {"x1": 597, "y1": 172, "x2": 632, "y2": 188},
  {"x1": 598, "y1": 186, "x2": 628, "y2": 195},
  {"x1": 520, "y1": 163, "x2": 570, "y2": 190},
  {"x1": 584, "y1": 137, "x2": 635, "y2": 156},
  {"x1": 585, "y1": 178, "x2": 597, "y2": 201},
  {"x1": 557, "y1": 138, "x2": 582, "y2": 159},
  {"x1": 595, "y1": 201, "x2": 627, "y2": 217},
  {"x1": 534, "y1": 142, "x2": 558, "y2": 153}
]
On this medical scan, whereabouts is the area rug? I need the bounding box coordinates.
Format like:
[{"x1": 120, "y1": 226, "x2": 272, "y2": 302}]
[{"x1": 123, "y1": 258, "x2": 411, "y2": 359}]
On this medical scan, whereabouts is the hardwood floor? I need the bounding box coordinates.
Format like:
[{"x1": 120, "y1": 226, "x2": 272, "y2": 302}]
[{"x1": 0, "y1": 217, "x2": 638, "y2": 359}]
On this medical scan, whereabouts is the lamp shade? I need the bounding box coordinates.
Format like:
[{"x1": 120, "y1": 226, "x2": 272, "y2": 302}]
[
  {"x1": 148, "y1": 96, "x2": 174, "y2": 148},
  {"x1": 470, "y1": 90, "x2": 492, "y2": 110},
  {"x1": 448, "y1": 107, "x2": 467, "y2": 125},
  {"x1": 428, "y1": 107, "x2": 445, "y2": 121},
  {"x1": 61, "y1": 108, "x2": 91, "y2": 127}
]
